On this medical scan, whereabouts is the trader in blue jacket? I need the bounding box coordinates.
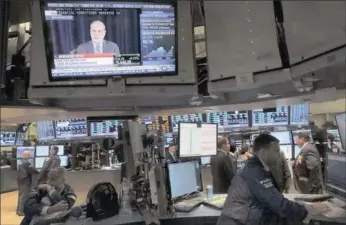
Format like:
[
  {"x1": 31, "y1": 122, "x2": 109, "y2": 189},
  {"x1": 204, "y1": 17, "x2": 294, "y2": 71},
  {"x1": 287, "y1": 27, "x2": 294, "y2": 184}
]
[{"x1": 217, "y1": 133, "x2": 330, "y2": 225}]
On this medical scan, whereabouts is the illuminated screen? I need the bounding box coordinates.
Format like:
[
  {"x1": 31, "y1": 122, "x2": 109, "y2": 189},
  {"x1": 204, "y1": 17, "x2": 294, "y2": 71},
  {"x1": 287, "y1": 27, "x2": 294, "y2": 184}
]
[
  {"x1": 270, "y1": 131, "x2": 292, "y2": 145},
  {"x1": 0, "y1": 131, "x2": 17, "y2": 146},
  {"x1": 55, "y1": 118, "x2": 87, "y2": 138},
  {"x1": 206, "y1": 111, "x2": 249, "y2": 128},
  {"x1": 326, "y1": 153, "x2": 346, "y2": 200},
  {"x1": 60, "y1": 155, "x2": 68, "y2": 167},
  {"x1": 168, "y1": 161, "x2": 202, "y2": 199},
  {"x1": 179, "y1": 123, "x2": 217, "y2": 157},
  {"x1": 89, "y1": 120, "x2": 123, "y2": 138},
  {"x1": 280, "y1": 145, "x2": 292, "y2": 159},
  {"x1": 42, "y1": 1, "x2": 177, "y2": 80},
  {"x1": 37, "y1": 121, "x2": 56, "y2": 140},
  {"x1": 290, "y1": 104, "x2": 309, "y2": 125},
  {"x1": 201, "y1": 156, "x2": 210, "y2": 165},
  {"x1": 327, "y1": 129, "x2": 340, "y2": 141},
  {"x1": 36, "y1": 146, "x2": 50, "y2": 157},
  {"x1": 35, "y1": 157, "x2": 47, "y2": 169},
  {"x1": 17, "y1": 158, "x2": 34, "y2": 169},
  {"x1": 15, "y1": 132, "x2": 25, "y2": 146},
  {"x1": 142, "y1": 116, "x2": 172, "y2": 133},
  {"x1": 294, "y1": 145, "x2": 301, "y2": 158},
  {"x1": 336, "y1": 112, "x2": 346, "y2": 149},
  {"x1": 252, "y1": 106, "x2": 288, "y2": 126},
  {"x1": 51, "y1": 145, "x2": 65, "y2": 156},
  {"x1": 292, "y1": 130, "x2": 313, "y2": 144},
  {"x1": 17, "y1": 147, "x2": 36, "y2": 158},
  {"x1": 171, "y1": 114, "x2": 203, "y2": 132}
]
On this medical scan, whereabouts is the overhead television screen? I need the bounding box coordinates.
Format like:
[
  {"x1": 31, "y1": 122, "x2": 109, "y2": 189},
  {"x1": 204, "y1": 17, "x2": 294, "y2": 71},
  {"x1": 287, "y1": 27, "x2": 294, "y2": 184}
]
[
  {"x1": 55, "y1": 118, "x2": 87, "y2": 138},
  {"x1": 36, "y1": 121, "x2": 56, "y2": 140},
  {"x1": 206, "y1": 111, "x2": 249, "y2": 129},
  {"x1": 15, "y1": 132, "x2": 25, "y2": 146},
  {"x1": 0, "y1": 131, "x2": 17, "y2": 146},
  {"x1": 252, "y1": 106, "x2": 288, "y2": 126},
  {"x1": 179, "y1": 123, "x2": 217, "y2": 157},
  {"x1": 89, "y1": 119, "x2": 123, "y2": 138},
  {"x1": 171, "y1": 113, "x2": 203, "y2": 132},
  {"x1": 42, "y1": 1, "x2": 177, "y2": 80},
  {"x1": 290, "y1": 104, "x2": 309, "y2": 126}
]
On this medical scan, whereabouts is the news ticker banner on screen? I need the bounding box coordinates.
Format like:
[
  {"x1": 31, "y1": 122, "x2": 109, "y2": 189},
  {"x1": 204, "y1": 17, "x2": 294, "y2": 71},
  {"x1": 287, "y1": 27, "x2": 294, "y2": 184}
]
[{"x1": 42, "y1": 1, "x2": 177, "y2": 79}]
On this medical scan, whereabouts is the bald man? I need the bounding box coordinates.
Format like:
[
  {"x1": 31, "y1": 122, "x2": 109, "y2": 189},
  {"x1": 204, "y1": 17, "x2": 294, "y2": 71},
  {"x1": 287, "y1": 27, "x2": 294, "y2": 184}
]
[
  {"x1": 17, "y1": 151, "x2": 37, "y2": 216},
  {"x1": 210, "y1": 137, "x2": 236, "y2": 194},
  {"x1": 76, "y1": 20, "x2": 121, "y2": 55}
]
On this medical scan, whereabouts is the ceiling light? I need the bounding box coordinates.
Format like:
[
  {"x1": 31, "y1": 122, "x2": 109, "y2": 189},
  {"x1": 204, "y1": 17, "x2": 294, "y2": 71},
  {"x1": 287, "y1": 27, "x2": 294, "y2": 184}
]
[{"x1": 257, "y1": 93, "x2": 272, "y2": 99}]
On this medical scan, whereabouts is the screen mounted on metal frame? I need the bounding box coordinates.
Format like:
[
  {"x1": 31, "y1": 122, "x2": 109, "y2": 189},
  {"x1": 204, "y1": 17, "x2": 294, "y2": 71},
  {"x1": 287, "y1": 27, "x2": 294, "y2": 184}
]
[{"x1": 41, "y1": 0, "x2": 178, "y2": 81}]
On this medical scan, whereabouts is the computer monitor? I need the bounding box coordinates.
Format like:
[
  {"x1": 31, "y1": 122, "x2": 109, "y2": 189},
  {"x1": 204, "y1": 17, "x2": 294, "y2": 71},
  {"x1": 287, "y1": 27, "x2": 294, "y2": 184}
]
[
  {"x1": 42, "y1": 1, "x2": 177, "y2": 80},
  {"x1": 290, "y1": 104, "x2": 309, "y2": 126},
  {"x1": 35, "y1": 157, "x2": 47, "y2": 169},
  {"x1": 17, "y1": 158, "x2": 34, "y2": 169},
  {"x1": 327, "y1": 129, "x2": 340, "y2": 141},
  {"x1": 55, "y1": 118, "x2": 88, "y2": 139},
  {"x1": 36, "y1": 120, "x2": 56, "y2": 141},
  {"x1": 60, "y1": 155, "x2": 69, "y2": 167},
  {"x1": 292, "y1": 130, "x2": 313, "y2": 144},
  {"x1": 178, "y1": 123, "x2": 217, "y2": 157},
  {"x1": 335, "y1": 112, "x2": 346, "y2": 150},
  {"x1": 89, "y1": 119, "x2": 123, "y2": 138},
  {"x1": 326, "y1": 153, "x2": 346, "y2": 201},
  {"x1": 16, "y1": 147, "x2": 36, "y2": 158},
  {"x1": 294, "y1": 145, "x2": 301, "y2": 158},
  {"x1": 201, "y1": 156, "x2": 211, "y2": 165},
  {"x1": 252, "y1": 106, "x2": 289, "y2": 126},
  {"x1": 51, "y1": 145, "x2": 65, "y2": 156},
  {"x1": 167, "y1": 161, "x2": 203, "y2": 199},
  {"x1": 280, "y1": 145, "x2": 292, "y2": 160},
  {"x1": 270, "y1": 131, "x2": 292, "y2": 145},
  {"x1": 36, "y1": 146, "x2": 50, "y2": 157}
]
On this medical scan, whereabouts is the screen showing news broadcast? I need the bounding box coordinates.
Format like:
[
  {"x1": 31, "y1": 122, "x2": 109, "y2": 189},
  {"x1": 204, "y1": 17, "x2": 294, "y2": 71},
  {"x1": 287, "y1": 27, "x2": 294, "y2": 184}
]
[{"x1": 43, "y1": 1, "x2": 177, "y2": 79}]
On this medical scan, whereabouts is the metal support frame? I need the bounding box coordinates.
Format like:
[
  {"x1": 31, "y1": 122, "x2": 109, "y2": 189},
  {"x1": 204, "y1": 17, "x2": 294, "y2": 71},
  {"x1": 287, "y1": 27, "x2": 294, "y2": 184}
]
[{"x1": 0, "y1": 0, "x2": 10, "y2": 89}]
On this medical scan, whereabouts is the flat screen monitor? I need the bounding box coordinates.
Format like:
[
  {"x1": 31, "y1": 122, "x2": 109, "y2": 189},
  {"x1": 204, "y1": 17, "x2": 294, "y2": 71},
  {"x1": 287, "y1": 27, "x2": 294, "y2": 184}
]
[
  {"x1": 35, "y1": 157, "x2": 47, "y2": 169},
  {"x1": 15, "y1": 132, "x2": 25, "y2": 146},
  {"x1": 17, "y1": 147, "x2": 36, "y2": 158},
  {"x1": 178, "y1": 123, "x2": 217, "y2": 157},
  {"x1": 335, "y1": 112, "x2": 346, "y2": 149},
  {"x1": 89, "y1": 119, "x2": 123, "y2": 138},
  {"x1": 327, "y1": 129, "x2": 340, "y2": 141},
  {"x1": 42, "y1": 1, "x2": 177, "y2": 80},
  {"x1": 36, "y1": 121, "x2": 56, "y2": 140},
  {"x1": 201, "y1": 156, "x2": 211, "y2": 165},
  {"x1": 292, "y1": 129, "x2": 313, "y2": 144},
  {"x1": 171, "y1": 114, "x2": 203, "y2": 132},
  {"x1": 60, "y1": 155, "x2": 69, "y2": 167},
  {"x1": 290, "y1": 104, "x2": 309, "y2": 125},
  {"x1": 144, "y1": 116, "x2": 172, "y2": 133},
  {"x1": 326, "y1": 153, "x2": 346, "y2": 201},
  {"x1": 51, "y1": 145, "x2": 65, "y2": 156},
  {"x1": 17, "y1": 158, "x2": 34, "y2": 169},
  {"x1": 36, "y1": 146, "x2": 50, "y2": 157},
  {"x1": 294, "y1": 145, "x2": 301, "y2": 158},
  {"x1": 270, "y1": 131, "x2": 292, "y2": 145},
  {"x1": 167, "y1": 161, "x2": 202, "y2": 199},
  {"x1": 280, "y1": 145, "x2": 292, "y2": 159},
  {"x1": 55, "y1": 118, "x2": 87, "y2": 138},
  {"x1": 0, "y1": 131, "x2": 17, "y2": 146},
  {"x1": 206, "y1": 111, "x2": 249, "y2": 128},
  {"x1": 252, "y1": 106, "x2": 289, "y2": 126}
]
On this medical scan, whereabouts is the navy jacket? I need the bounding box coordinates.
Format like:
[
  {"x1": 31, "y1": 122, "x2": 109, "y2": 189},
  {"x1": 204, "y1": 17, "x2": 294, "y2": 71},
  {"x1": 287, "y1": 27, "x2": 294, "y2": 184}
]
[
  {"x1": 20, "y1": 184, "x2": 76, "y2": 225},
  {"x1": 218, "y1": 156, "x2": 308, "y2": 225}
]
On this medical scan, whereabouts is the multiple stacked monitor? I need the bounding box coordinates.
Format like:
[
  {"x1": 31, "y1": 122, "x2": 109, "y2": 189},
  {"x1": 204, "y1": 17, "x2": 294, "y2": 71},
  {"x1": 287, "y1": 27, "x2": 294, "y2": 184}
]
[
  {"x1": 0, "y1": 131, "x2": 25, "y2": 146},
  {"x1": 16, "y1": 145, "x2": 68, "y2": 169}
]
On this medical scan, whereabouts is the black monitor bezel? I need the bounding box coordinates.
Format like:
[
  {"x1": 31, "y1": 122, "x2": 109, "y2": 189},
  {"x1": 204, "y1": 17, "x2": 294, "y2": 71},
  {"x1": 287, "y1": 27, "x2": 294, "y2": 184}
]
[
  {"x1": 178, "y1": 122, "x2": 218, "y2": 158},
  {"x1": 40, "y1": 0, "x2": 179, "y2": 81},
  {"x1": 167, "y1": 161, "x2": 203, "y2": 200}
]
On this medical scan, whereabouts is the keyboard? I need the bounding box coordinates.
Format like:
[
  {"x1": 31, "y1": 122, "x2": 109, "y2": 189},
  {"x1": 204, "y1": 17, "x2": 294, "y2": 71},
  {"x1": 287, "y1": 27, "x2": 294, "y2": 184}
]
[
  {"x1": 203, "y1": 195, "x2": 227, "y2": 210},
  {"x1": 173, "y1": 198, "x2": 204, "y2": 212}
]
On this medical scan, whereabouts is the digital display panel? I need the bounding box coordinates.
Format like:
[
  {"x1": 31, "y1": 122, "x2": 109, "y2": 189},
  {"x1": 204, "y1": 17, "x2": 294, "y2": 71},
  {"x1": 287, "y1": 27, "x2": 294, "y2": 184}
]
[
  {"x1": 35, "y1": 157, "x2": 47, "y2": 169},
  {"x1": 201, "y1": 156, "x2": 211, "y2": 165},
  {"x1": 179, "y1": 123, "x2": 217, "y2": 157},
  {"x1": 137, "y1": 116, "x2": 154, "y2": 125},
  {"x1": 36, "y1": 146, "x2": 50, "y2": 157},
  {"x1": 280, "y1": 145, "x2": 292, "y2": 159},
  {"x1": 51, "y1": 145, "x2": 65, "y2": 156},
  {"x1": 144, "y1": 116, "x2": 172, "y2": 133},
  {"x1": 15, "y1": 132, "x2": 25, "y2": 146},
  {"x1": 336, "y1": 112, "x2": 346, "y2": 150},
  {"x1": 42, "y1": 1, "x2": 177, "y2": 80},
  {"x1": 294, "y1": 145, "x2": 301, "y2": 158},
  {"x1": 60, "y1": 155, "x2": 69, "y2": 167},
  {"x1": 327, "y1": 129, "x2": 340, "y2": 141},
  {"x1": 55, "y1": 118, "x2": 87, "y2": 138},
  {"x1": 89, "y1": 120, "x2": 123, "y2": 138},
  {"x1": 290, "y1": 104, "x2": 309, "y2": 125},
  {"x1": 171, "y1": 113, "x2": 203, "y2": 132},
  {"x1": 326, "y1": 153, "x2": 346, "y2": 200},
  {"x1": 270, "y1": 131, "x2": 292, "y2": 145},
  {"x1": 36, "y1": 121, "x2": 56, "y2": 140},
  {"x1": 17, "y1": 147, "x2": 36, "y2": 158},
  {"x1": 252, "y1": 106, "x2": 288, "y2": 126},
  {"x1": 206, "y1": 111, "x2": 249, "y2": 128},
  {"x1": 292, "y1": 129, "x2": 313, "y2": 144},
  {"x1": 0, "y1": 131, "x2": 16, "y2": 146}
]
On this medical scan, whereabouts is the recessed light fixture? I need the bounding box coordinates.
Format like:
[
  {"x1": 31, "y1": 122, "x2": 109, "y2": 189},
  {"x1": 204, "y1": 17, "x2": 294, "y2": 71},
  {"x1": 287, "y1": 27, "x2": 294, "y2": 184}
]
[
  {"x1": 257, "y1": 93, "x2": 272, "y2": 99},
  {"x1": 204, "y1": 109, "x2": 213, "y2": 112}
]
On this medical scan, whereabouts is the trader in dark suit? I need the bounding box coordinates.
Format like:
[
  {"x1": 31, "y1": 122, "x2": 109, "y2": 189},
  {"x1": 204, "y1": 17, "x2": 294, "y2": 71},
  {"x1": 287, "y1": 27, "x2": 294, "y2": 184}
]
[
  {"x1": 268, "y1": 150, "x2": 291, "y2": 193},
  {"x1": 17, "y1": 151, "x2": 38, "y2": 216},
  {"x1": 38, "y1": 146, "x2": 61, "y2": 184},
  {"x1": 210, "y1": 137, "x2": 236, "y2": 194},
  {"x1": 76, "y1": 20, "x2": 121, "y2": 55},
  {"x1": 292, "y1": 132, "x2": 323, "y2": 194},
  {"x1": 166, "y1": 143, "x2": 178, "y2": 163}
]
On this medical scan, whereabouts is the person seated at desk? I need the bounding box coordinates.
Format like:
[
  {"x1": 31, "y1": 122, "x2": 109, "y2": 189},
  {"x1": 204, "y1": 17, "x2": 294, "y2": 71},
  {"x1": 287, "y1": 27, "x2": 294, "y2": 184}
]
[
  {"x1": 21, "y1": 167, "x2": 76, "y2": 225},
  {"x1": 217, "y1": 134, "x2": 329, "y2": 225},
  {"x1": 166, "y1": 143, "x2": 178, "y2": 163}
]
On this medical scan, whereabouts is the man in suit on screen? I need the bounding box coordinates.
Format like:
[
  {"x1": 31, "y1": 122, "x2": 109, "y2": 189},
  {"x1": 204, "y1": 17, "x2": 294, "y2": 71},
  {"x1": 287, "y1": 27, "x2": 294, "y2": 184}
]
[{"x1": 76, "y1": 20, "x2": 121, "y2": 55}]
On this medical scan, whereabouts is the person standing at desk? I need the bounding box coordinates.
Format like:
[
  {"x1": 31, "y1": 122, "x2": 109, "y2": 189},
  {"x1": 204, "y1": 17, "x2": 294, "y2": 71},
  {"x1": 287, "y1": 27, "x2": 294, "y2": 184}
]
[
  {"x1": 210, "y1": 137, "x2": 236, "y2": 194},
  {"x1": 293, "y1": 132, "x2": 323, "y2": 194},
  {"x1": 217, "y1": 134, "x2": 329, "y2": 225},
  {"x1": 166, "y1": 143, "x2": 178, "y2": 163},
  {"x1": 38, "y1": 146, "x2": 61, "y2": 184},
  {"x1": 17, "y1": 151, "x2": 38, "y2": 216}
]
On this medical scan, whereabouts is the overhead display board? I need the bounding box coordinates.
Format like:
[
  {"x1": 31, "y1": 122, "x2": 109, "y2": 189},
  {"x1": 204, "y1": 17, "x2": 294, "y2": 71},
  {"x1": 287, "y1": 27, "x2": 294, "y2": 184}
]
[
  {"x1": 206, "y1": 111, "x2": 249, "y2": 128},
  {"x1": 36, "y1": 121, "x2": 56, "y2": 141},
  {"x1": 145, "y1": 116, "x2": 172, "y2": 133},
  {"x1": 89, "y1": 120, "x2": 123, "y2": 138},
  {"x1": 270, "y1": 131, "x2": 292, "y2": 145},
  {"x1": 0, "y1": 131, "x2": 17, "y2": 146},
  {"x1": 42, "y1": 1, "x2": 177, "y2": 80},
  {"x1": 55, "y1": 118, "x2": 88, "y2": 138},
  {"x1": 290, "y1": 104, "x2": 309, "y2": 125},
  {"x1": 252, "y1": 106, "x2": 289, "y2": 126},
  {"x1": 171, "y1": 113, "x2": 203, "y2": 132}
]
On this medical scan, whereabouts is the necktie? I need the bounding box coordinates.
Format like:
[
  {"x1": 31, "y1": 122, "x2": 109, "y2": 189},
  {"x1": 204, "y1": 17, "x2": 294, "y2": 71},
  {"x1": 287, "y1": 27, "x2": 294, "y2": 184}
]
[{"x1": 95, "y1": 44, "x2": 101, "y2": 53}]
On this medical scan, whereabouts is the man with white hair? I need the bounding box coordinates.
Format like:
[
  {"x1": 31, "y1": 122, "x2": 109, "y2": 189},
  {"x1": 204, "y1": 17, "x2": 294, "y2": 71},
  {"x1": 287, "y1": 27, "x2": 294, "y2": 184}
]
[
  {"x1": 17, "y1": 151, "x2": 37, "y2": 216},
  {"x1": 76, "y1": 20, "x2": 121, "y2": 55},
  {"x1": 21, "y1": 167, "x2": 76, "y2": 225}
]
